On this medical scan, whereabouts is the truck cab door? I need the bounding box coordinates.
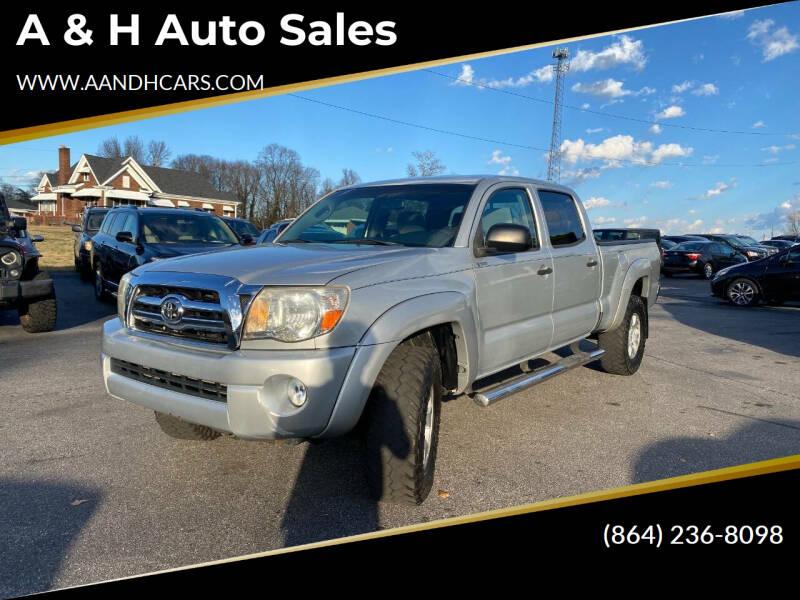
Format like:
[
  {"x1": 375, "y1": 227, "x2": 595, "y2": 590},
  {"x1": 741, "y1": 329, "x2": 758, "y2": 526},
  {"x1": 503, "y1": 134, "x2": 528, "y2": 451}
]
[
  {"x1": 535, "y1": 189, "x2": 601, "y2": 347},
  {"x1": 471, "y1": 184, "x2": 554, "y2": 377}
]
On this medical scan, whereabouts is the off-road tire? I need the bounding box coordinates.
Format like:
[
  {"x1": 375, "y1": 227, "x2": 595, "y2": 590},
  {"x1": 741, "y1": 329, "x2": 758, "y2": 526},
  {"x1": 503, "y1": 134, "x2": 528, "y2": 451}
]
[
  {"x1": 364, "y1": 342, "x2": 442, "y2": 505},
  {"x1": 18, "y1": 272, "x2": 57, "y2": 333},
  {"x1": 94, "y1": 262, "x2": 109, "y2": 302},
  {"x1": 597, "y1": 294, "x2": 646, "y2": 376},
  {"x1": 154, "y1": 411, "x2": 221, "y2": 441}
]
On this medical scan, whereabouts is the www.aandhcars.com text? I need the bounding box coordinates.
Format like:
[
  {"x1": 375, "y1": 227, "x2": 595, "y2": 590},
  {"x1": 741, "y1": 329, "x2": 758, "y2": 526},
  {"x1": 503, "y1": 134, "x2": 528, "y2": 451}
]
[{"x1": 16, "y1": 73, "x2": 265, "y2": 92}]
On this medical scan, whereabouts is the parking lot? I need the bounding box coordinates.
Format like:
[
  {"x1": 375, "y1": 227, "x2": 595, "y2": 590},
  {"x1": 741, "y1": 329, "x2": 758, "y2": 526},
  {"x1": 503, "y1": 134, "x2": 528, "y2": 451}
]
[{"x1": 1, "y1": 272, "x2": 799, "y2": 596}]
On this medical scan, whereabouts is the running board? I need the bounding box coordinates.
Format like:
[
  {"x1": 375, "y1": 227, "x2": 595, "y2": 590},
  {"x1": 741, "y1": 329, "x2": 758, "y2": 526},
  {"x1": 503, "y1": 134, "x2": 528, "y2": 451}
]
[{"x1": 470, "y1": 348, "x2": 605, "y2": 407}]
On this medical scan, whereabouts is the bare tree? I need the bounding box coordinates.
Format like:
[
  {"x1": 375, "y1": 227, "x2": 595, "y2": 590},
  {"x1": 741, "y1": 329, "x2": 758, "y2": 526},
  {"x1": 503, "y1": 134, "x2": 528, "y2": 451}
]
[
  {"x1": 786, "y1": 211, "x2": 800, "y2": 236},
  {"x1": 171, "y1": 154, "x2": 227, "y2": 191},
  {"x1": 406, "y1": 150, "x2": 445, "y2": 177},
  {"x1": 226, "y1": 160, "x2": 263, "y2": 221},
  {"x1": 339, "y1": 168, "x2": 361, "y2": 187},
  {"x1": 122, "y1": 136, "x2": 145, "y2": 163},
  {"x1": 319, "y1": 177, "x2": 337, "y2": 197},
  {"x1": 97, "y1": 137, "x2": 123, "y2": 159},
  {"x1": 254, "y1": 144, "x2": 320, "y2": 226},
  {"x1": 146, "y1": 140, "x2": 172, "y2": 167}
]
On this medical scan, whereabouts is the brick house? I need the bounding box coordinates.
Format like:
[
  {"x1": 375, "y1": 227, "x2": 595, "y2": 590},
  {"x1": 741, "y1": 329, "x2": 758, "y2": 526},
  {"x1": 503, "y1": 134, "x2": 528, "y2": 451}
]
[{"x1": 30, "y1": 146, "x2": 240, "y2": 224}]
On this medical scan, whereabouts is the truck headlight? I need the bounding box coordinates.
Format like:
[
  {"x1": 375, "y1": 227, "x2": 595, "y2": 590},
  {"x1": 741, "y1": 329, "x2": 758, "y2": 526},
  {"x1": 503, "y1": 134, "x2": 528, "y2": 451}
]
[
  {"x1": 243, "y1": 286, "x2": 349, "y2": 342},
  {"x1": 83, "y1": 240, "x2": 92, "y2": 251},
  {"x1": 746, "y1": 250, "x2": 759, "y2": 258},
  {"x1": 117, "y1": 272, "x2": 134, "y2": 326},
  {"x1": 1, "y1": 250, "x2": 21, "y2": 268}
]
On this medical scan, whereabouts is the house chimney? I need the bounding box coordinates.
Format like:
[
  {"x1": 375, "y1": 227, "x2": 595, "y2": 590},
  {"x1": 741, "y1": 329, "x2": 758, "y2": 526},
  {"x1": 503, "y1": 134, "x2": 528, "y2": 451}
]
[{"x1": 58, "y1": 146, "x2": 70, "y2": 185}]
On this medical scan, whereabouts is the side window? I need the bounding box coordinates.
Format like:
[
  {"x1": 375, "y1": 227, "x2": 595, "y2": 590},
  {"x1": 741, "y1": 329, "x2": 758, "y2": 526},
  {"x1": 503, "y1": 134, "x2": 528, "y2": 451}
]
[
  {"x1": 101, "y1": 214, "x2": 116, "y2": 234},
  {"x1": 121, "y1": 213, "x2": 138, "y2": 238},
  {"x1": 789, "y1": 249, "x2": 800, "y2": 262},
  {"x1": 538, "y1": 190, "x2": 586, "y2": 247},
  {"x1": 479, "y1": 188, "x2": 538, "y2": 249},
  {"x1": 109, "y1": 213, "x2": 128, "y2": 236}
]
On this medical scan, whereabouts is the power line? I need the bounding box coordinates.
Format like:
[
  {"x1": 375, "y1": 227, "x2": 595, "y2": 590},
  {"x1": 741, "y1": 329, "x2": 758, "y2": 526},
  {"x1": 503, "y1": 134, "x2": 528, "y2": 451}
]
[
  {"x1": 424, "y1": 69, "x2": 797, "y2": 137},
  {"x1": 288, "y1": 93, "x2": 799, "y2": 170}
]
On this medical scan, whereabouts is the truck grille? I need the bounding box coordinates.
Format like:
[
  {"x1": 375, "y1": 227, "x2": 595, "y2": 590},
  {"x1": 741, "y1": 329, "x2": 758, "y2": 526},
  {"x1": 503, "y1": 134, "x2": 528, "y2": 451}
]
[
  {"x1": 110, "y1": 358, "x2": 227, "y2": 402},
  {"x1": 130, "y1": 285, "x2": 230, "y2": 345}
]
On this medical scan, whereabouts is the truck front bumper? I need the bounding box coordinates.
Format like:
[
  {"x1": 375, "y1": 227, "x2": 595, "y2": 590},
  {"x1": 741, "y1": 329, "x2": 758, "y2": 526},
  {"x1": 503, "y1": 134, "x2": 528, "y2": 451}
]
[
  {"x1": 102, "y1": 319, "x2": 358, "y2": 440},
  {"x1": 0, "y1": 277, "x2": 54, "y2": 302}
]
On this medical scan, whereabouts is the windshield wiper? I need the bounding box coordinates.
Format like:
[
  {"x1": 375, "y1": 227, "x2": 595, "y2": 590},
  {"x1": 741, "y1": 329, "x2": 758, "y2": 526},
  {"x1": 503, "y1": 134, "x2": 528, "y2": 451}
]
[
  {"x1": 280, "y1": 238, "x2": 313, "y2": 243},
  {"x1": 327, "y1": 238, "x2": 402, "y2": 246}
]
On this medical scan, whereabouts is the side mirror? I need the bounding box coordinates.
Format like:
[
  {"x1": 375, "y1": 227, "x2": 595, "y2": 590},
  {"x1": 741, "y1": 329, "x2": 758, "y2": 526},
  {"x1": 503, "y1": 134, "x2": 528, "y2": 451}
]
[
  {"x1": 31, "y1": 234, "x2": 44, "y2": 243},
  {"x1": 71, "y1": 225, "x2": 82, "y2": 233},
  {"x1": 780, "y1": 253, "x2": 792, "y2": 265},
  {"x1": 485, "y1": 224, "x2": 532, "y2": 254},
  {"x1": 116, "y1": 231, "x2": 134, "y2": 243},
  {"x1": 11, "y1": 216, "x2": 27, "y2": 231},
  {"x1": 241, "y1": 233, "x2": 254, "y2": 245}
]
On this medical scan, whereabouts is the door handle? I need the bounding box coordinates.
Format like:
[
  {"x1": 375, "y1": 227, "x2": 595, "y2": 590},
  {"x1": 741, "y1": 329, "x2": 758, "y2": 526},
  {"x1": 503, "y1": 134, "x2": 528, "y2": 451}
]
[
  {"x1": 537, "y1": 266, "x2": 553, "y2": 276},
  {"x1": 587, "y1": 259, "x2": 598, "y2": 267}
]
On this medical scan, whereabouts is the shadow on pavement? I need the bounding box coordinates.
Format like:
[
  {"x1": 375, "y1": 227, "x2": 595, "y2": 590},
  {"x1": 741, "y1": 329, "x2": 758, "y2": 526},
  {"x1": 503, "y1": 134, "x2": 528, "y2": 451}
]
[
  {"x1": 633, "y1": 419, "x2": 800, "y2": 484},
  {"x1": 0, "y1": 479, "x2": 102, "y2": 597},
  {"x1": 657, "y1": 279, "x2": 800, "y2": 358}
]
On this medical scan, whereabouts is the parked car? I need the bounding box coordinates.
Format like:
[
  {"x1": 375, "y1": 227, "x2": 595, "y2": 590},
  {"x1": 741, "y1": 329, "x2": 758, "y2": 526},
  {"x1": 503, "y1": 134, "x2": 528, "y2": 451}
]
[
  {"x1": 102, "y1": 176, "x2": 661, "y2": 504},
  {"x1": 663, "y1": 235, "x2": 707, "y2": 245},
  {"x1": 257, "y1": 218, "x2": 294, "y2": 244},
  {"x1": 0, "y1": 193, "x2": 56, "y2": 332},
  {"x1": 72, "y1": 207, "x2": 110, "y2": 280},
  {"x1": 91, "y1": 206, "x2": 241, "y2": 301},
  {"x1": 733, "y1": 234, "x2": 779, "y2": 256},
  {"x1": 694, "y1": 234, "x2": 771, "y2": 261},
  {"x1": 771, "y1": 234, "x2": 800, "y2": 243},
  {"x1": 14, "y1": 228, "x2": 45, "y2": 254},
  {"x1": 662, "y1": 240, "x2": 747, "y2": 279},
  {"x1": 711, "y1": 245, "x2": 800, "y2": 306},
  {"x1": 220, "y1": 216, "x2": 259, "y2": 245},
  {"x1": 760, "y1": 239, "x2": 796, "y2": 250},
  {"x1": 593, "y1": 227, "x2": 661, "y2": 246}
]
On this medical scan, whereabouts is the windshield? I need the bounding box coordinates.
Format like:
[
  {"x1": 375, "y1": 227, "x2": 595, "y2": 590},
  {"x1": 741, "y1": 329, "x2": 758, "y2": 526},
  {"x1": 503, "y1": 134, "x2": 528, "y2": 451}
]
[
  {"x1": 736, "y1": 235, "x2": 759, "y2": 246},
  {"x1": 141, "y1": 213, "x2": 239, "y2": 245},
  {"x1": 87, "y1": 211, "x2": 108, "y2": 231},
  {"x1": 280, "y1": 183, "x2": 476, "y2": 247},
  {"x1": 229, "y1": 219, "x2": 260, "y2": 238},
  {"x1": 719, "y1": 236, "x2": 745, "y2": 250}
]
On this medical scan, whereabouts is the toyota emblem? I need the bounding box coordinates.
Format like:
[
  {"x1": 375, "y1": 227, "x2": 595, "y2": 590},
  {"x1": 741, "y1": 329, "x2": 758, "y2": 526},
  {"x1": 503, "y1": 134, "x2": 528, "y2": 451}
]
[{"x1": 160, "y1": 295, "x2": 184, "y2": 325}]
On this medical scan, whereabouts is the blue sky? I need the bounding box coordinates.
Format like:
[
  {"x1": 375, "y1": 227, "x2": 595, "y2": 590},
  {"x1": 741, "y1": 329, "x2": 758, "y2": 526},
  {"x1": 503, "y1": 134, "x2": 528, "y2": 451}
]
[{"x1": 2, "y1": 4, "x2": 799, "y2": 238}]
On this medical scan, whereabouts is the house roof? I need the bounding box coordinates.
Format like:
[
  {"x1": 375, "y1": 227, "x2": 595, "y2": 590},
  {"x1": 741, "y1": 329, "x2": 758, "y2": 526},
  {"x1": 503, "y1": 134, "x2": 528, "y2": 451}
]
[
  {"x1": 6, "y1": 195, "x2": 37, "y2": 211},
  {"x1": 139, "y1": 163, "x2": 237, "y2": 202},
  {"x1": 83, "y1": 154, "x2": 125, "y2": 184}
]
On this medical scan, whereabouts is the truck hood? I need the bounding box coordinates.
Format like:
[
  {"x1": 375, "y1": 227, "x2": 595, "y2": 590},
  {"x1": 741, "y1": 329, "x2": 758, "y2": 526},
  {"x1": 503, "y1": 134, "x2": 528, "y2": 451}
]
[{"x1": 138, "y1": 243, "x2": 446, "y2": 286}]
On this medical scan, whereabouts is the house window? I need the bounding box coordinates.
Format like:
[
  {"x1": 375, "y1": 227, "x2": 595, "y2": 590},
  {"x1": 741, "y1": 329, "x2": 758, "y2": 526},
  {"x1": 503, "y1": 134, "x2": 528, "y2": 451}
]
[
  {"x1": 122, "y1": 176, "x2": 130, "y2": 188},
  {"x1": 83, "y1": 173, "x2": 90, "y2": 182}
]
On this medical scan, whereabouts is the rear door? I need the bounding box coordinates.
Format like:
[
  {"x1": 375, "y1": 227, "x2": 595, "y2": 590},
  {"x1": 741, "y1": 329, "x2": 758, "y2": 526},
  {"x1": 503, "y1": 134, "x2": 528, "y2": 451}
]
[
  {"x1": 764, "y1": 248, "x2": 800, "y2": 300},
  {"x1": 472, "y1": 184, "x2": 554, "y2": 375},
  {"x1": 536, "y1": 189, "x2": 601, "y2": 346}
]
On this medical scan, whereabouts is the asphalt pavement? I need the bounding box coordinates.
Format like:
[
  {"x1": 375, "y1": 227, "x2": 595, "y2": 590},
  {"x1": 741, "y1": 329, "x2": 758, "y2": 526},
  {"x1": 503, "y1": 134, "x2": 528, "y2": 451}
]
[{"x1": 1, "y1": 271, "x2": 799, "y2": 596}]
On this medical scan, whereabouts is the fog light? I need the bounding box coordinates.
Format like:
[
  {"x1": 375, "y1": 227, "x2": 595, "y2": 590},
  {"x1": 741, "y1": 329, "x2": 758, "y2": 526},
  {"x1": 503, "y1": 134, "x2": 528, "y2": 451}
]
[
  {"x1": 9, "y1": 269, "x2": 20, "y2": 278},
  {"x1": 287, "y1": 378, "x2": 307, "y2": 407}
]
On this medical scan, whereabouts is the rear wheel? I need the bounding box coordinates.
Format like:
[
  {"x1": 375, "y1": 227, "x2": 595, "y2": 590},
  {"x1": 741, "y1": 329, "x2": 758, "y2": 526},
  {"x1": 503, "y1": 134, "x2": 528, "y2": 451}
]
[
  {"x1": 702, "y1": 263, "x2": 714, "y2": 279},
  {"x1": 154, "y1": 412, "x2": 221, "y2": 441},
  {"x1": 597, "y1": 295, "x2": 646, "y2": 376},
  {"x1": 18, "y1": 272, "x2": 57, "y2": 333},
  {"x1": 363, "y1": 341, "x2": 442, "y2": 505},
  {"x1": 727, "y1": 278, "x2": 759, "y2": 306}
]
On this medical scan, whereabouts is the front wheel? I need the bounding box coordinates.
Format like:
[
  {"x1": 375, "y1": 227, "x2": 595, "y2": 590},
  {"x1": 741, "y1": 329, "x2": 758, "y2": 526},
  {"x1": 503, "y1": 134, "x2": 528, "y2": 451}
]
[
  {"x1": 363, "y1": 342, "x2": 442, "y2": 505},
  {"x1": 597, "y1": 295, "x2": 646, "y2": 376},
  {"x1": 18, "y1": 272, "x2": 57, "y2": 333},
  {"x1": 727, "y1": 278, "x2": 759, "y2": 306}
]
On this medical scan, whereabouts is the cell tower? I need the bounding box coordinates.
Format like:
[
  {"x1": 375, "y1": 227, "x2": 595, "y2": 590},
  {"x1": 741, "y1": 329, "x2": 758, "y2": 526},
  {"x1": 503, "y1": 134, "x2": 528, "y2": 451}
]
[{"x1": 546, "y1": 47, "x2": 570, "y2": 182}]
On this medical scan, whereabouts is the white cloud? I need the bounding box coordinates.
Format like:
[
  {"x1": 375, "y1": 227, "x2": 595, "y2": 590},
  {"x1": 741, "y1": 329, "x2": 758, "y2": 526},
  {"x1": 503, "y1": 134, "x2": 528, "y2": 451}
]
[
  {"x1": 487, "y1": 150, "x2": 519, "y2": 175},
  {"x1": 623, "y1": 216, "x2": 648, "y2": 228},
  {"x1": 636, "y1": 86, "x2": 657, "y2": 96},
  {"x1": 586, "y1": 128, "x2": 604, "y2": 134},
  {"x1": 747, "y1": 19, "x2": 799, "y2": 61},
  {"x1": 592, "y1": 216, "x2": 617, "y2": 224},
  {"x1": 571, "y1": 78, "x2": 631, "y2": 99},
  {"x1": 583, "y1": 197, "x2": 611, "y2": 210},
  {"x1": 745, "y1": 195, "x2": 800, "y2": 232},
  {"x1": 752, "y1": 120, "x2": 765, "y2": 128},
  {"x1": 692, "y1": 83, "x2": 719, "y2": 96},
  {"x1": 656, "y1": 105, "x2": 685, "y2": 120},
  {"x1": 671, "y1": 81, "x2": 693, "y2": 93},
  {"x1": 571, "y1": 35, "x2": 647, "y2": 72},
  {"x1": 559, "y1": 134, "x2": 692, "y2": 167},
  {"x1": 718, "y1": 10, "x2": 745, "y2": 19},
  {"x1": 702, "y1": 178, "x2": 738, "y2": 199},
  {"x1": 649, "y1": 124, "x2": 662, "y2": 134},
  {"x1": 762, "y1": 144, "x2": 796, "y2": 154},
  {"x1": 650, "y1": 181, "x2": 672, "y2": 189},
  {"x1": 453, "y1": 62, "x2": 553, "y2": 90},
  {"x1": 581, "y1": 103, "x2": 590, "y2": 109},
  {"x1": 703, "y1": 155, "x2": 720, "y2": 165}
]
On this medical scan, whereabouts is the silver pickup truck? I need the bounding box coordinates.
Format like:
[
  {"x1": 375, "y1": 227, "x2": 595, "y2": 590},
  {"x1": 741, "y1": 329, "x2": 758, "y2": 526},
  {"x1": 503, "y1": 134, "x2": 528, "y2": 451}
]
[{"x1": 102, "y1": 176, "x2": 660, "y2": 504}]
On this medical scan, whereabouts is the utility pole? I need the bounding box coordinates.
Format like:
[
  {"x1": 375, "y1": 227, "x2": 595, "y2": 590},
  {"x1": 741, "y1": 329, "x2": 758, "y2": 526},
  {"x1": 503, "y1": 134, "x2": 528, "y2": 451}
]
[{"x1": 547, "y1": 47, "x2": 570, "y2": 182}]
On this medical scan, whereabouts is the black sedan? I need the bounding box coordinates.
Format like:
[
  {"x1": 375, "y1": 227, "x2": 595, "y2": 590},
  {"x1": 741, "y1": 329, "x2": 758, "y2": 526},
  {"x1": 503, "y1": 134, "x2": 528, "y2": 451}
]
[
  {"x1": 662, "y1": 240, "x2": 747, "y2": 279},
  {"x1": 760, "y1": 239, "x2": 796, "y2": 250},
  {"x1": 72, "y1": 207, "x2": 109, "y2": 280},
  {"x1": 711, "y1": 245, "x2": 800, "y2": 306}
]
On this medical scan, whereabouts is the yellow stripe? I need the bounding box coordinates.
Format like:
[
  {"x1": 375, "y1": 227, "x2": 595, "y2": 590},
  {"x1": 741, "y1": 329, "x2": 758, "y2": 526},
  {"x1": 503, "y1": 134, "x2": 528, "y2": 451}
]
[
  {"x1": 1, "y1": 10, "x2": 725, "y2": 145},
  {"x1": 71, "y1": 453, "x2": 798, "y2": 588}
]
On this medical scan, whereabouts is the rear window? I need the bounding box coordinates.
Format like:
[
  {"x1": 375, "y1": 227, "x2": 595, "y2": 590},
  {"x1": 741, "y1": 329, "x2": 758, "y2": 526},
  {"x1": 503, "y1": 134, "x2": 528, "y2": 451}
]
[{"x1": 86, "y1": 211, "x2": 108, "y2": 230}]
